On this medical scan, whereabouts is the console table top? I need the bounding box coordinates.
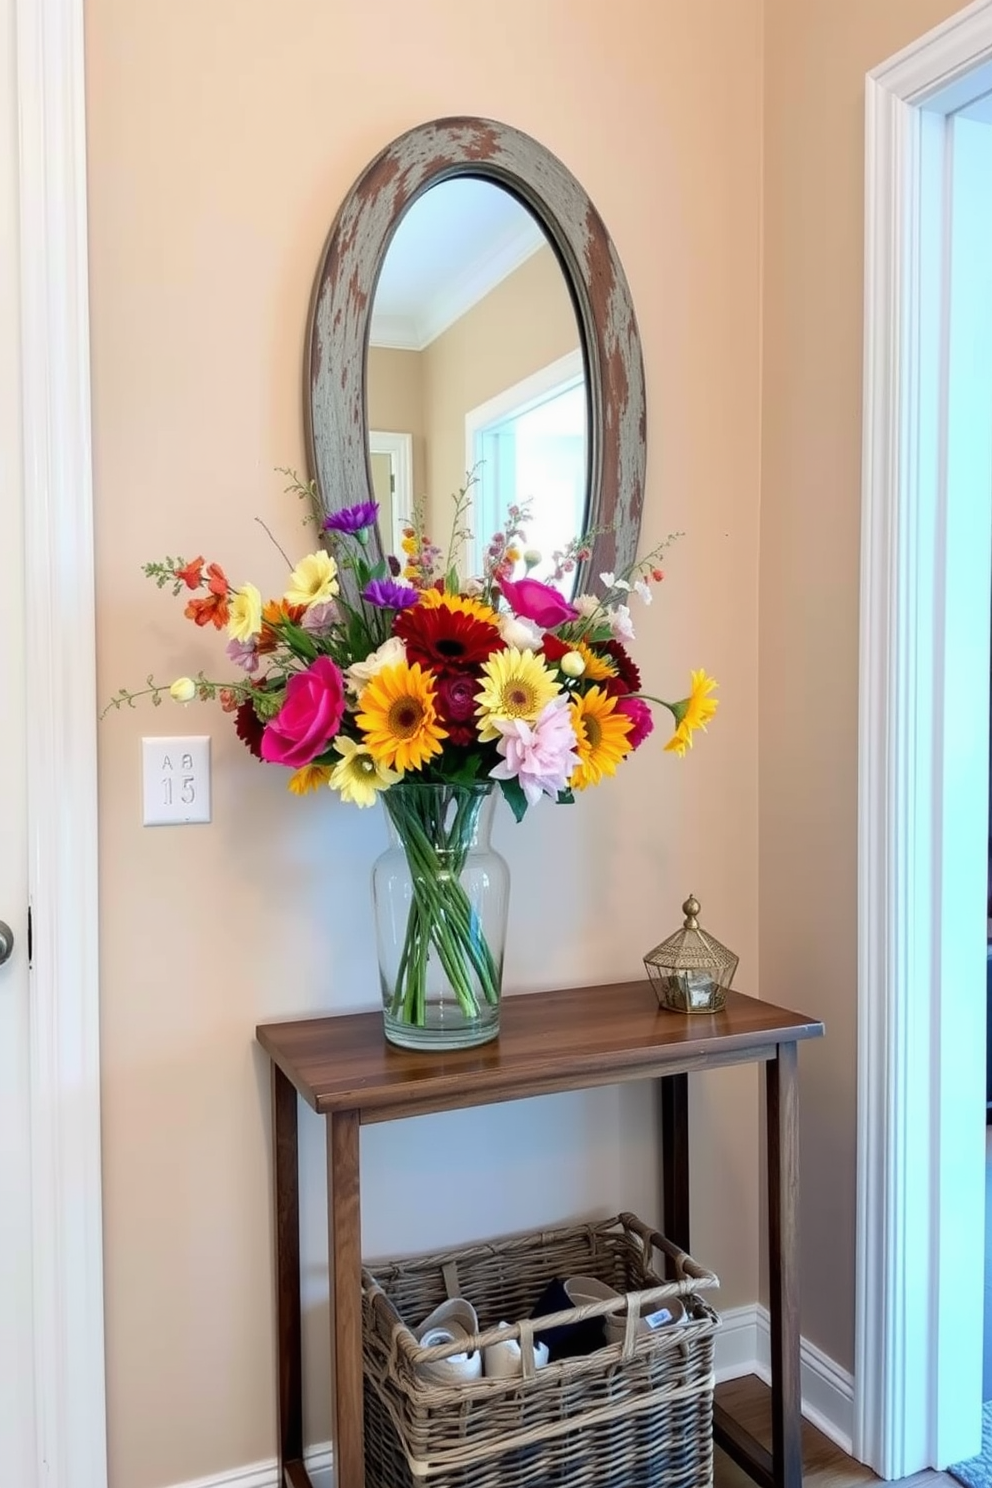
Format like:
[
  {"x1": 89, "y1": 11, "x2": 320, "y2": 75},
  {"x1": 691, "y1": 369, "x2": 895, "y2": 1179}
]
[{"x1": 257, "y1": 981, "x2": 823, "y2": 1120}]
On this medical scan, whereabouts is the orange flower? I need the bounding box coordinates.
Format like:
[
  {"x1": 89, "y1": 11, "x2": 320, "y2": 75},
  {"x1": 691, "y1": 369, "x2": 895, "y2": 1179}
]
[
  {"x1": 183, "y1": 562, "x2": 230, "y2": 628},
  {"x1": 257, "y1": 598, "x2": 307, "y2": 654},
  {"x1": 175, "y1": 555, "x2": 205, "y2": 590}
]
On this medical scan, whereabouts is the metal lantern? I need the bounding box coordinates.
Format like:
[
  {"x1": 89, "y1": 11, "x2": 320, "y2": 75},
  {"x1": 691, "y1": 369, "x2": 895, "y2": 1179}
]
[{"x1": 643, "y1": 895, "x2": 738, "y2": 1014}]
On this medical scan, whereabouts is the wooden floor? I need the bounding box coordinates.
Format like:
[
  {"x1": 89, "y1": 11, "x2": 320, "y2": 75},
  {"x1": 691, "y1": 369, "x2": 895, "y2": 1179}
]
[{"x1": 714, "y1": 1377, "x2": 958, "y2": 1488}]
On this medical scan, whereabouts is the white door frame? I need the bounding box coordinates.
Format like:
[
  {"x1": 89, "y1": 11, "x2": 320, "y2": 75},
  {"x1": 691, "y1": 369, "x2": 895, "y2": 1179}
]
[
  {"x1": 857, "y1": 0, "x2": 992, "y2": 1476},
  {"x1": 17, "y1": 0, "x2": 107, "y2": 1483}
]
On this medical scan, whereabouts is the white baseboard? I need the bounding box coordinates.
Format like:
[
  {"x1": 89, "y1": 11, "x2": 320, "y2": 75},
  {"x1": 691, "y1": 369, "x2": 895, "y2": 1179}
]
[
  {"x1": 164, "y1": 1442, "x2": 333, "y2": 1488},
  {"x1": 714, "y1": 1302, "x2": 855, "y2": 1456},
  {"x1": 166, "y1": 1306, "x2": 855, "y2": 1488}
]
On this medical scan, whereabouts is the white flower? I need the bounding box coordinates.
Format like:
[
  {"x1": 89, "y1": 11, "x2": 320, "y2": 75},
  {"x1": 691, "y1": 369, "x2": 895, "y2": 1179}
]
[
  {"x1": 498, "y1": 612, "x2": 543, "y2": 650},
  {"x1": 559, "y1": 650, "x2": 586, "y2": 678},
  {"x1": 464, "y1": 576, "x2": 485, "y2": 596},
  {"x1": 634, "y1": 579, "x2": 652, "y2": 606},
  {"x1": 573, "y1": 593, "x2": 601, "y2": 619},
  {"x1": 345, "y1": 635, "x2": 407, "y2": 694},
  {"x1": 169, "y1": 677, "x2": 197, "y2": 703},
  {"x1": 608, "y1": 604, "x2": 636, "y2": 642},
  {"x1": 600, "y1": 571, "x2": 630, "y2": 592}
]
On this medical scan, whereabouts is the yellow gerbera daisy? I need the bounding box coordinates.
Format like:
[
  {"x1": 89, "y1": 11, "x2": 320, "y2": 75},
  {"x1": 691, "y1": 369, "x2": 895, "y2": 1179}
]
[
  {"x1": 287, "y1": 763, "x2": 334, "y2": 795},
  {"x1": 664, "y1": 670, "x2": 719, "y2": 757},
  {"x1": 418, "y1": 588, "x2": 500, "y2": 628},
  {"x1": 475, "y1": 647, "x2": 561, "y2": 742},
  {"x1": 227, "y1": 582, "x2": 263, "y2": 643},
  {"x1": 284, "y1": 551, "x2": 339, "y2": 609},
  {"x1": 355, "y1": 661, "x2": 447, "y2": 772},
  {"x1": 570, "y1": 687, "x2": 634, "y2": 790},
  {"x1": 329, "y1": 737, "x2": 401, "y2": 807}
]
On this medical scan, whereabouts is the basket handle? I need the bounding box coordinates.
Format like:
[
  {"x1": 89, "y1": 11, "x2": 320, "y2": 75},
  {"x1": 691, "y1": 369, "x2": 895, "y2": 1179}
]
[{"x1": 619, "y1": 1211, "x2": 720, "y2": 1292}]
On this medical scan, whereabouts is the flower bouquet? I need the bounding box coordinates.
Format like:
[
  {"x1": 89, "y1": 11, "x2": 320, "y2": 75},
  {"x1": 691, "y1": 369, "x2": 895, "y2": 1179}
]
[{"x1": 107, "y1": 475, "x2": 717, "y2": 1050}]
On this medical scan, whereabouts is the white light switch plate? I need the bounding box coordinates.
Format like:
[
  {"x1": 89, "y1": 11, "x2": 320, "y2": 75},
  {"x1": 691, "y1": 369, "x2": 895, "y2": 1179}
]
[{"x1": 142, "y1": 736, "x2": 211, "y2": 825}]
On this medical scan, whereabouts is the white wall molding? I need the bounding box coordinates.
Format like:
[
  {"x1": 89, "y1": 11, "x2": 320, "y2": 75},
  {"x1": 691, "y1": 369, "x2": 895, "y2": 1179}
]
[
  {"x1": 163, "y1": 1443, "x2": 333, "y2": 1488},
  {"x1": 16, "y1": 0, "x2": 107, "y2": 1484},
  {"x1": 715, "y1": 1305, "x2": 854, "y2": 1457},
  {"x1": 156, "y1": 1313, "x2": 852, "y2": 1488},
  {"x1": 858, "y1": 0, "x2": 992, "y2": 1477}
]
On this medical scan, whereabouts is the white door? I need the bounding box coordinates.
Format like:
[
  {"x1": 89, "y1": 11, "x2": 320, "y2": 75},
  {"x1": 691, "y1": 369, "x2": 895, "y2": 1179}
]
[{"x1": 0, "y1": 0, "x2": 38, "y2": 1479}]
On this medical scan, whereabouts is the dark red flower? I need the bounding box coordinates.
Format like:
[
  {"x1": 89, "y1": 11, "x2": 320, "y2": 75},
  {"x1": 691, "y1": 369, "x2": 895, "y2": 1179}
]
[
  {"x1": 435, "y1": 673, "x2": 481, "y2": 747},
  {"x1": 395, "y1": 602, "x2": 503, "y2": 674},
  {"x1": 602, "y1": 639, "x2": 641, "y2": 697},
  {"x1": 234, "y1": 700, "x2": 265, "y2": 759}
]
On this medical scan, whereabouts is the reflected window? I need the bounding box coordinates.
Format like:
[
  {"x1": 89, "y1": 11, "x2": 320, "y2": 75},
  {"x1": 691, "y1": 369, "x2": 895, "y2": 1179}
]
[{"x1": 467, "y1": 351, "x2": 587, "y2": 590}]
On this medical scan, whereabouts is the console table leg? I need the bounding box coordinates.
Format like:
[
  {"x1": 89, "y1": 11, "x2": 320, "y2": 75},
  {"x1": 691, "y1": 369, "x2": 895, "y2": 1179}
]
[
  {"x1": 766, "y1": 1041, "x2": 802, "y2": 1488},
  {"x1": 327, "y1": 1109, "x2": 363, "y2": 1488},
  {"x1": 659, "y1": 1072, "x2": 690, "y2": 1261},
  {"x1": 272, "y1": 1065, "x2": 303, "y2": 1475}
]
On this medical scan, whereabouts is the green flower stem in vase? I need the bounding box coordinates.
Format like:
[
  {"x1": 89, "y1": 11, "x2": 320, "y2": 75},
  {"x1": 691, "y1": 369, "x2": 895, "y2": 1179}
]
[{"x1": 372, "y1": 782, "x2": 509, "y2": 1051}]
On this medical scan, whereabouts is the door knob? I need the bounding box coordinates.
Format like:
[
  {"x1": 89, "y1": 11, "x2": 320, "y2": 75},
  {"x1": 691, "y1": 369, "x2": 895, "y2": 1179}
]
[{"x1": 0, "y1": 921, "x2": 13, "y2": 965}]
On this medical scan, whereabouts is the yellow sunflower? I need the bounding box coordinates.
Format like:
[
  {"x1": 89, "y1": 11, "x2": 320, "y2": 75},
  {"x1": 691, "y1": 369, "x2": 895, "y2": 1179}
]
[
  {"x1": 328, "y1": 738, "x2": 401, "y2": 807},
  {"x1": 571, "y1": 639, "x2": 618, "y2": 683},
  {"x1": 355, "y1": 661, "x2": 447, "y2": 772},
  {"x1": 570, "y1": 687, "x2": 634, "y2": 790},
  {"x1": 418, "y1": 588, "x2": 500, "y2": 628},
  {"x1": 475, "y1": 647, "x2": 561, "y2": 742},
  {"x1": 284, "y1": 551, "x2": 339, "y2": 609},
  {"x1": 287, "y1": 763, "x2": 334, "y2": 795},
  {"x1": 664, "y1": 670, "x2": 719, "y2": 757}
]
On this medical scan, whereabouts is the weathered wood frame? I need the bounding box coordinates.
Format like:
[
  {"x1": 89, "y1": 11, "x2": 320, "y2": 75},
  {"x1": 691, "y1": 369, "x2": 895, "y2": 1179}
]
[{"x1": 305, "y1": 116, "x2": 646, "y2": 592}]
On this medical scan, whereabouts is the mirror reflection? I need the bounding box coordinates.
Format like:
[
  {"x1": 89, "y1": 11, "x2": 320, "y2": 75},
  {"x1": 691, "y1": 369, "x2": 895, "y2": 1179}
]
[{"x1": 366, "y1": 178, "x2": 588, "y2": 594}]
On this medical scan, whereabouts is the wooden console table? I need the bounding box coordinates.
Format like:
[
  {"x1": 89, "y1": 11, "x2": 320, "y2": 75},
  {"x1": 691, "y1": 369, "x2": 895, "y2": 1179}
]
[{"x1": 257, "y1": 981, "x2": 823, "y2": 1488}]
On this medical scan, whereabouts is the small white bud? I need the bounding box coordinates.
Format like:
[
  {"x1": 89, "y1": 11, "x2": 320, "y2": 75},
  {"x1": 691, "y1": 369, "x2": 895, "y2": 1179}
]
[
  {"x1": 169, "y1": 677, "x2": 197, "y2": 703},
  {"x1": 560, "y1": 650, "x2": 586, "y2": 678}
]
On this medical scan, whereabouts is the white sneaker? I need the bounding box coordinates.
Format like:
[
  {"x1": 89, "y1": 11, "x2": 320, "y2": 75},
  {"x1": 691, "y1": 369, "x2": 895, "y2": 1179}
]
[
  {"x1": 564, "y1": 1275, "x2": 688, "y2": 1346},
  {"x1": 413, "y1": 1298, "x2": 482, "y2": 1384},
  {"x1": 483, "y1": 1323, "x2": 550, "y2": 1379}
]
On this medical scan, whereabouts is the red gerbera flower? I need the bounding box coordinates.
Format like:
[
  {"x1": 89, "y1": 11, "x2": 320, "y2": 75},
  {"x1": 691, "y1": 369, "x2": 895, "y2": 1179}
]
[
  {"x1": 395, "y1": 602, "x2": 503, "y2": 673},
  {"x1": 602, "y1": 639, "x2": 641, "y2": 697}
]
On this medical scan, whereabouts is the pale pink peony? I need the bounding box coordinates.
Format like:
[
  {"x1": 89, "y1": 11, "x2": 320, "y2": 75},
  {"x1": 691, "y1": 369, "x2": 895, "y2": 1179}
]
[
  {"x1": 489, "y1": 697, "x2": 580, "y2": 806},
  {"x1": 261, "y1": 656, "x2": 346, "y2": 769}
]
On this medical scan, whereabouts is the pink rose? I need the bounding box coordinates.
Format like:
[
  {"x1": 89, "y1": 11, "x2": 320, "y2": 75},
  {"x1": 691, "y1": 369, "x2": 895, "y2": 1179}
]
[
  {"x1": 261, "y1": 656, "x2": 346, "y2": 769},
  {"x1": 498, "y1": 577, "x2": 579, "y2": 629},
  {"x1": 615, "y1": 696, "x2": 654, "y2": 750}
]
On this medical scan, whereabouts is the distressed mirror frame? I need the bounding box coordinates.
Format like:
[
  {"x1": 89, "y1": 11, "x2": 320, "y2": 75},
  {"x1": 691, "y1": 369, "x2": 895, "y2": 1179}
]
[{"x1": 304, "y1": 116, "x2": 646, "y2": 598}]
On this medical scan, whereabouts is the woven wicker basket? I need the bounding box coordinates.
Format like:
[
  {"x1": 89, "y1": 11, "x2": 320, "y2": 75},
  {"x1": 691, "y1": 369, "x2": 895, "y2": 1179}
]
[{"x1": 362, "y1": 1211, "x2": 719, "y2": 1488}]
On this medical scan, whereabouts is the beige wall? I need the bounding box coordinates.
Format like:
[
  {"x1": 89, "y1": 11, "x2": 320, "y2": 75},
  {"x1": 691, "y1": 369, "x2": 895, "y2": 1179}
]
[
  {"x1": 86, "y1": 2, "x2": 761, "y2": 1484},
  {"x1": 424, "y1": 243, "x2": 581, "y2": 523},
  {"x1": 760, "y1": 0, "x2": 970, "y2": 1372},
  {"x1": 366, "y1": 346, "x2": 427, "y2": 510}
]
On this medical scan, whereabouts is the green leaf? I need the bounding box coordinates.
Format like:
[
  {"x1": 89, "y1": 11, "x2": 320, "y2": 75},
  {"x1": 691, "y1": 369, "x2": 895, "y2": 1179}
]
[
  {"x1": 498, "y1": 777, "x2": 529, "y2": 823},
  {"x1": 445, "y1": 565, "x2": 460, "y2": 595},
  {"x1": 443, "y1": 750, "x2": 483, "y2": 785},
  {"x1": 556, "y1": 787, "x2": 576, "y2": 805}
]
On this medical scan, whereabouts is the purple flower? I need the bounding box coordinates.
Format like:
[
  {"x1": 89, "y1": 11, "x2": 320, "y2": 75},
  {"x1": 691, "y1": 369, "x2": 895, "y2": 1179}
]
[
  {"x1": 362, "y1": 579, "x2": 420, "y2": 610},
  {"x1": 302, "y1": 599, "x2": 340, "y2": 634},
  {"x1": 323, "y1": 501, "x2": 379, "y2": 536},
  {"x1": 226, "y1": 637, "x2": 259, "y2": 674}
]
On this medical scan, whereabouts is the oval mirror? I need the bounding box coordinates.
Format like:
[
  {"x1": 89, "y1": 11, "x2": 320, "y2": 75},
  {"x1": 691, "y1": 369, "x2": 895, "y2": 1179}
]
[
  {"x1": 305, "y1": 116, "x2": 645, "y2": 600},
  {"x1": 366, "y1": 177, "x2": 588, "y2": 594}
]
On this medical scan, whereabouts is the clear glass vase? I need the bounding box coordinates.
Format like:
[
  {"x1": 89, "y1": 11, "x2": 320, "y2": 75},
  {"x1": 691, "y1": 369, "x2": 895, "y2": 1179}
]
[{"x1": 372, "y1": 782, "x2": 509, "y2": 1051}]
